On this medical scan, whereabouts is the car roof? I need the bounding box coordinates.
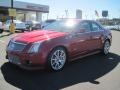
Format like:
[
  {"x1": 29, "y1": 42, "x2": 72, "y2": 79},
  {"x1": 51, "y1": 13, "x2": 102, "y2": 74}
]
[
  {"x1": 57, "y1": 18, "x2": 97, "y2": 23},
  {"x1": 59, "y1": 18, "x2": 90, "y2": 21}
]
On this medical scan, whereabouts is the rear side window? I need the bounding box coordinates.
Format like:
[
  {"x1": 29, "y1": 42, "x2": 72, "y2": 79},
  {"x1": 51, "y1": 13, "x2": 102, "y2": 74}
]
[
  {"x1": 91, "y1": 22, "x2": 102, "y2": 31},
  {"x1": 77, "y1": 21, "x2": 91, "y2": 32}
]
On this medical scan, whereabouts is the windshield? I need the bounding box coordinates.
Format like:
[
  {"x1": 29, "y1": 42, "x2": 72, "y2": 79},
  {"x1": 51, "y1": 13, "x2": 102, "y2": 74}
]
[{"x1": 43, "y1": 20, "x2": 79, "y2": 32}]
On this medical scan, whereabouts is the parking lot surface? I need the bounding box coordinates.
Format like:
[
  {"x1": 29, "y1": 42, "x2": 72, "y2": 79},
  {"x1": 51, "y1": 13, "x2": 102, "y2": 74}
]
[{"x1": 0, "y1": 30, "x2": 120, "y2": 90}]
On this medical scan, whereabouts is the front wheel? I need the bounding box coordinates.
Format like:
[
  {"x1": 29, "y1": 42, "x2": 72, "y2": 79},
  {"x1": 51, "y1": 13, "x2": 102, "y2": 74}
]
[
  {"x1": 47, "y1": 47, "x2": 67, "y2": 71},
  {"x1": 101, "y1": 40, "x2": 110, "y2": 55},
  {"x1": 0, "y1": 29, "x2": 3, "y2": 33}
]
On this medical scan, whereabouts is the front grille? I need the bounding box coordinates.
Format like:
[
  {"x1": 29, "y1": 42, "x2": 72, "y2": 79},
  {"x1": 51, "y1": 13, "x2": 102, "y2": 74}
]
[{"x1": 8, "y1": 41, "x2": 27, "y2": 52}]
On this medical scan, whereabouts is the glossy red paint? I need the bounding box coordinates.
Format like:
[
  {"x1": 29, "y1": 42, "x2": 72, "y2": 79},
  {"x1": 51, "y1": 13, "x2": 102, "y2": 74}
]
[
  {"x1": 13, "y1": 30, "x2": 67, "y2": 43},
  {"x1": 6, "y1": 20, "x2": 112, "y2": 70}
]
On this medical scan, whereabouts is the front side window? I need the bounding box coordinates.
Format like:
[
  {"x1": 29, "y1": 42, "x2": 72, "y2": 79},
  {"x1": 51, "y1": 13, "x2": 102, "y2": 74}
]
[{"x1": 76, "y1": 21, "x2": 91, "y2": 32}]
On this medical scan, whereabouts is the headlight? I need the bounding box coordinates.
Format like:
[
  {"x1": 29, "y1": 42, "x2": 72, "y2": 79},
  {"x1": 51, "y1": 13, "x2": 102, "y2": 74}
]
[{"x1": 28, "y1": 42, "x2": 42, "y2": 53}]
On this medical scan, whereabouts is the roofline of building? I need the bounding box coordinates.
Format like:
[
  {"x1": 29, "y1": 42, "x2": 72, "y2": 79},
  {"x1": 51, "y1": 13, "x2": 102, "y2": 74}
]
[{"x1": 0, "y1": 6, "x2": 49, "y2": 13}]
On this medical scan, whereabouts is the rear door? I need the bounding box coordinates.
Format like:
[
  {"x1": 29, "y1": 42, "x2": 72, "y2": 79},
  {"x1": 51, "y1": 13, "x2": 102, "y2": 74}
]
[{"x1": 90, "y1": 21, "x2": 104, "y2": 51}]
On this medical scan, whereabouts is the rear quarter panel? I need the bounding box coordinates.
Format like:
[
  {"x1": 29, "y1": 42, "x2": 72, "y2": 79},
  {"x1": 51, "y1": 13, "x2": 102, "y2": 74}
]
[{"x1": 101, "y1": 29, "x2": 112, "y2": 47}]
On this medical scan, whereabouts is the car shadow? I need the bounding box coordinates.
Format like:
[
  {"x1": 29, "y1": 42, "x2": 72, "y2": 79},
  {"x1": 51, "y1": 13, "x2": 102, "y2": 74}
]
[{"x1": 1, "y1": 52, "x2": 120, "y2": 90}]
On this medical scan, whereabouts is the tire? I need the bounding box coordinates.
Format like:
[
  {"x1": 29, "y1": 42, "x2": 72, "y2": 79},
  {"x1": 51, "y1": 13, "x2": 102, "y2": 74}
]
[
  {"x1": 47, "y1": 47, "x2": 67, "y2": 71},
  {"x1": 101, "y1": 40, "x2": 110, "y2": 55},
  {"x1": 0, "y1": 29, "x2": 3, "y2": 33}
]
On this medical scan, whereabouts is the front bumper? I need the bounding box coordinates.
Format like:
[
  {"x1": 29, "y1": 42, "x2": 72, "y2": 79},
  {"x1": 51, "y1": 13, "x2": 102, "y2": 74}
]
[{"x1": 6, "y1": 51, "x2": 47, "y2": 70}]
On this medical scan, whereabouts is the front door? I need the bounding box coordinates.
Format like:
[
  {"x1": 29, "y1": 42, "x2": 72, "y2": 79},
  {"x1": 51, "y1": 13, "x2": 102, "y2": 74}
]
[
  {"x1": 74, "y1": 21, "x2": 92, "y2": 55},
  {"x1": 68, "y1": 21, "x2": 91, "y2": 59}
]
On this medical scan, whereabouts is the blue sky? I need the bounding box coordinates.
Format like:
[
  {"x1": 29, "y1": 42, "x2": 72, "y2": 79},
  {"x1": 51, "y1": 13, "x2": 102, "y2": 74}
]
[{"x1": 16, "y1": 0, "x2": 120, "y2": 20}]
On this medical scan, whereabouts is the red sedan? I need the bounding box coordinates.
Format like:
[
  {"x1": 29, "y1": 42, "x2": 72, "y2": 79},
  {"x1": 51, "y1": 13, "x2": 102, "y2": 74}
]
[{"x1": 6, "y1": 19, "x2": 112, "y2": 71}]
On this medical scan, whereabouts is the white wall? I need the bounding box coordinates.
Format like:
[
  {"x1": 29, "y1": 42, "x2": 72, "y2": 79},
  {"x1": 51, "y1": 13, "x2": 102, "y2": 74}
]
[
  {"x1": 0, "y1": 0, "x2": 47, "y2": 21},
  {"x1": 14, "y1": 1, "x2": 49, "y2": 12},
  {"x1": 36, "y1": 12, "x2": 42, "y2": 22},
  {"x1": 25, "y1": 12, "x2": 36, "y2": 21},
  {"x1": 0, "y1": 0, "x2": 49, "y2": 13}
]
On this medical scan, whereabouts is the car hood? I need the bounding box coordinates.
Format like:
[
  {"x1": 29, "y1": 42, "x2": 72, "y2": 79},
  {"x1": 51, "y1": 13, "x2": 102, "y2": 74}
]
[{"x1": 13, "y1": 30, "x2": 67, "y2": 43}]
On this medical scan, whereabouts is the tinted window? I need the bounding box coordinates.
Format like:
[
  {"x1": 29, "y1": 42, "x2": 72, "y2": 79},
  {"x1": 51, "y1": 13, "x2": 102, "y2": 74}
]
[
  {"x1": 76, "y1": 21, "x2": 91, "y2": 32},
  {"x1": 91, "y1": 22, "x2": 101, "y2": 31},
  {"x1": 43, "y1": 20, "x2": 79, "y2": 32}
]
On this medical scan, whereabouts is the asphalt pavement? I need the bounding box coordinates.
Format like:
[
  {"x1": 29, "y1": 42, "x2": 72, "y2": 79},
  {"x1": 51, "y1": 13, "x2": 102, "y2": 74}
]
[{"x1": 0, "y1": 30, "x2": 120, "y2": 90}]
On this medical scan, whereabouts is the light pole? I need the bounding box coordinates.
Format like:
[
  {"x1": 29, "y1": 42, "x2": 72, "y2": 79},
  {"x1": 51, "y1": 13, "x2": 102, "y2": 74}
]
[
  {"x1": 9, "y1": 0, "x2": 15, "y2": 33},
  {"x1": 11, "y1": 0, "x2": 13, "y2": 23}
]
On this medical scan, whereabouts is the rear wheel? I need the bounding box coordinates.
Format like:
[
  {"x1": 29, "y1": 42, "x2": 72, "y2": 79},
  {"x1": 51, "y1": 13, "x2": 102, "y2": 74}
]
[
  {"x1": 101, "y1": 40, "x2": 110, "y2": 55},
  {"x1": 47, "y1": 47, "x2": 67, "y2": 71}
]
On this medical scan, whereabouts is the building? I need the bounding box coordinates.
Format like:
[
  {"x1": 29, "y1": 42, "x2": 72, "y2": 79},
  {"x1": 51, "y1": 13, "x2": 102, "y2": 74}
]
[
  {"x1": 0, "y1": 0, "x2": 49, "y2": 22},
  {"x1": 76, "y1": 9, "x2": 82, "y2": 19},
  {"x1": 97, "y1": 18, "x2": 120, "y2": 25}
]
